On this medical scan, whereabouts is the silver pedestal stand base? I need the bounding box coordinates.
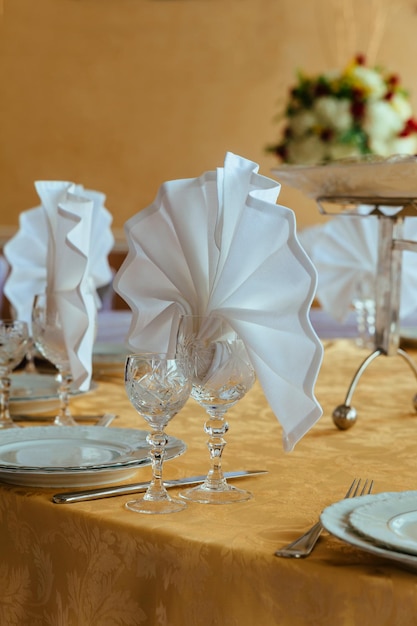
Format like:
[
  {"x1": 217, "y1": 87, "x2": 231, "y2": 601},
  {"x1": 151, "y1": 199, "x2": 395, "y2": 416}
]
[
  {"x1": 317, "y1": 195, "x2": 417, "y2": 430},
  {"x1": 332, "y1": 347, "x2": 417, "y2": 429}
]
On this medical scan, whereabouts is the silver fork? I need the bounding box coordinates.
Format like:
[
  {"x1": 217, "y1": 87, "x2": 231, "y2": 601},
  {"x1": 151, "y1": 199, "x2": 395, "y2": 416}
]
[
  {"x1": 275, "y1": 478, "x2": 374, "y2": 558},
  {"x1": 95, "y1": 413, "x2": 118, "y2": 427}
]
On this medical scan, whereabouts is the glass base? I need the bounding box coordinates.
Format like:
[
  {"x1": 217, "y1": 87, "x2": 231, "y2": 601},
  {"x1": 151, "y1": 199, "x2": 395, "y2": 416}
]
[
  {"x1": 0, "y1": 419, "x2": 20, "y2": 429},
  {"x1": 125, "y1": 495, "x2": 187, "y2": 515},
  {"x1": 180, "y1": 482, "x2": 253, "y2": 504},
  {"x1": 54, "y1": 415, "x2": 78, "y2": 427}
]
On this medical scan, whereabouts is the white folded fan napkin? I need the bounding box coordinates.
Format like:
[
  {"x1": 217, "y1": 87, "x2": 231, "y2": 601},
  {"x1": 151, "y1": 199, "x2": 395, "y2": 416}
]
[
  {"x1": 310, "y1": 213, "x2": 417, "y2": 322},
  {"x1": 114, "y1": 152, "x2": 323, "y2": 451},
  {"x1": 43, "y1": 184, "x2": 97, "y2": 391},
  {"x1": 4, "y1": 181, "x2": 114, "y2": 330}
]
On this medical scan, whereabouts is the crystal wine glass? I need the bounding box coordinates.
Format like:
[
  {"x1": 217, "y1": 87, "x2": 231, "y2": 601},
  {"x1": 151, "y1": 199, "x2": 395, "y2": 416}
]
[
  {"x1": 177, "y1": 315, "x2": 256, "y2": 504},
  {"x1": 8, "y1": 304, "x2": 39, "y2": 374},
  {"x1": 31, "y1": 293, "x2": 78, "y2": 426},
  {"x1": 124, "y1": 352, "x2": 192, "y2": 514},
  {"x1": 0, "y1": 320, "x2": 29, "y2": 429},
  {"x1": 22, "y1": 337, "x2": 39, "y2": 374}
]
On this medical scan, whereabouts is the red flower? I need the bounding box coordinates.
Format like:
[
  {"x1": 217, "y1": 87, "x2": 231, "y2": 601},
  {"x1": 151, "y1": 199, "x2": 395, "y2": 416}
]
[
  {"x1": 399, "y1": 118, "x2": 417, "y2": 137},
  {"x1": 351, "y1": 100, "x2": 365, "y2": 120},
  {"x1": 314, "y1": 83, "x2": 331, "y2": 97},
  {"x1": 284, "y1": 126, "x2": 293, "y2": 139},
  {"x1": 387, "y1": 74, "x2": 400, "y2": 87},
  {"x1": 320, "y1": 128, "x2": 334, "y2": 142},
  {"x1": 275, "y1": 145, "x2": 288, "y2": 160},
  {"x1": 355, "y1": 53, "x2": 366, "y2": 66}
]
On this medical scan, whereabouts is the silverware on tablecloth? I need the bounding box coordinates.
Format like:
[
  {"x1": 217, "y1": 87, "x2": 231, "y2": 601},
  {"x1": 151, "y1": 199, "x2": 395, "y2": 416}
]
[
  {"x1": 275, "y1": 478, "x2": 374, "y2": 559},
  {"x1": 12, "y1": 413, "x2": 118, "y2": 425},
  {"x1": 95, "y1": 414, "x2": 118, "y2": 427},
  {"x1": 51, "y1": 469, "x2": 268, "y2": 504}
]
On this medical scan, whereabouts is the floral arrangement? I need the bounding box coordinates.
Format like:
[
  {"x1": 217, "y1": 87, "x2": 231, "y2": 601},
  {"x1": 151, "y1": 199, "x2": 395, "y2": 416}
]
[{"x1": 267, "y1": 54, "x2": 417, "y2": 165}]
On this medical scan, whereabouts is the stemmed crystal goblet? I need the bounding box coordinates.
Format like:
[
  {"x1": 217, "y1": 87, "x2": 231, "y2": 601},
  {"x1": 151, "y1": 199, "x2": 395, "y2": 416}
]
[
  {"x1": 124, "y1": 352, "x2": 192, "y2": 514},
  {"x1": 177, "y1": 315, "x2": 256, "y2": 504},
  {"x1": 22, "y1": 337, "x2": 39, "y2": 374},
  {"x1": 0, "y1": 320, "x2": 29, "y2": 429},
  {"x1": 31, "y1": 293, "x2": 78, "y2": 426},
  {"x1": 8, "y1": 304, "x2": 39, "y2": 374}
]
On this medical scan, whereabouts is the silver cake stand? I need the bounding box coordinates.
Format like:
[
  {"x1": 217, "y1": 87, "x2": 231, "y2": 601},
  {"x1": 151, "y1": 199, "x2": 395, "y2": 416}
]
[{"x1": 316, "y1": 195, "x2": 417, "y2": 430}]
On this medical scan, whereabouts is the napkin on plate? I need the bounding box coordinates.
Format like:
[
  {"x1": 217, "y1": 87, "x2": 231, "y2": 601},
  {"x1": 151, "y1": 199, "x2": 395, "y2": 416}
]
[
  {"x1": 307, "y1": 213, "x2": 417, "y2": 322},
  {"x1": 114, "y1": 152, "x2": 323, "y2": 451},
  {"x1": 4, "y1": 181, "x2": 114, "y2": 390},
  {"x1": 4, "y1": 182, "x2": 114, "y2": 328}
]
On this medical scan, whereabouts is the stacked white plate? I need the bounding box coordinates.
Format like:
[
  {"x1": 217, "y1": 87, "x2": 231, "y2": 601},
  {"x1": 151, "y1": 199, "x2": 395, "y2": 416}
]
[
  {"x1": 9, "y1": 373, "x2": 97, "y2": 415},
  {"x1": 321, "y1": 491, "x2": 417, "y2": 570},
  {"x1": 0, "y1": 426, "x2": 186, "y2": 488}
]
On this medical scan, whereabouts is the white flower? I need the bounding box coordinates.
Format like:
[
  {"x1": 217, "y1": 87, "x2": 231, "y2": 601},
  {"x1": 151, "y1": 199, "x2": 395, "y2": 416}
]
[
  {"x1": 269, "y1": 57, "x2": 417, "y2": 164},
  {"x1": 391, "y1": 93, "x2": 413, "y2": 122},
  {"x1": 327, "y1": 142, "x2": 363, "y2": 161},
  {"x1": 387, "y1": 136, "x2": 417, "y2": 156},
  {"x1": 366, "y1": 135, "x2": 417, "y2": 157},
  {"x1": 364, "y1": 100, "x2": 404, "y2": 140},
  {"x1": 287, "y1": 135, "x2": 327, "y2": 165},
  {"x1": 351, "y1": 66, "x2": 387, "y2": 100},
  {"x1": 314, "y1": 97, "x2": 353, "y2": 131},
  {"x1": 288, "y1": 110, "x2": 317, "y2": 137},
  {"x1": 367, "y1": 137, "x2": 390, "y2": 155}
]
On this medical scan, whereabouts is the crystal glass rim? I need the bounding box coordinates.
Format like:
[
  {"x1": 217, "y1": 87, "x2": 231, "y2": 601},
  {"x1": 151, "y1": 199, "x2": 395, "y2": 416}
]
[
  {"x1": 0, "y1": 320, "x2": 28, "y2": 329},
  {"x1": 125, "y1": 352, "x2": 182, "y2": 360}
]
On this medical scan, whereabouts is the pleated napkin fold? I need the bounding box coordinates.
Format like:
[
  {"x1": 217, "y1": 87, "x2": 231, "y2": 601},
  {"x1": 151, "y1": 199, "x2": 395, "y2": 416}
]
[
  {"x1": 4, "y1": 181, "x2": 114, "y2": 390},
  {"x1": 308, "y1": 214, "x2": 417, "y2": 321},
  {"x1": 114, "y1": 152, "x2": 323, "y2": 451}
]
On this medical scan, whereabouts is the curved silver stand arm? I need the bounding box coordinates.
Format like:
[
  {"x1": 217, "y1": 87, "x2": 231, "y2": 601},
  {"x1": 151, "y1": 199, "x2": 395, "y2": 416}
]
[{"x1": 316, "y1": 196, "x2": 417, "y2": 429}]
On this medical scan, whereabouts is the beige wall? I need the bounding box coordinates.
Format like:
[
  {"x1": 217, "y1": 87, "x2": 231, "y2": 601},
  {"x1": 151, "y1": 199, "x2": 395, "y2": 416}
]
[{"x1": 1, "y1": 0, "x2": 417, "y2": 240}]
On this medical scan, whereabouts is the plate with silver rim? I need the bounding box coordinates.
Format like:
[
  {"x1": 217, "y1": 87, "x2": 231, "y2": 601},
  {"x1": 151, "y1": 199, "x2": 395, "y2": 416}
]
[
  {"x1": 9, "y1": 373, "x2": 97, "y2": 415},
  {"x1": 349, "y1": 491, "x2": 417, "y2": 556},
  {"x1": 0, "y1": 426, "x2": 186, "y2": 488},
  {"x1": 320, "y1": 493, "x2": 417, "y2": 572}
]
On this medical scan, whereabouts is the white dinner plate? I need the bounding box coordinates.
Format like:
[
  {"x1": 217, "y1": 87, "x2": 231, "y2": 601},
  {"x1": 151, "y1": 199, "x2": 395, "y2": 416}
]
[
  {"x1": 9, "y1": 373, "x2": 97, "y2": 415},
  {"x1": 0, "y1": 426, "x2": 186, "y2": 487},
  {"x1": 349, "y1": 491, "x2": 417, "y2": 556},
  {"x1": 320, "y1": 494, "x2": 417, "y2": 572}
]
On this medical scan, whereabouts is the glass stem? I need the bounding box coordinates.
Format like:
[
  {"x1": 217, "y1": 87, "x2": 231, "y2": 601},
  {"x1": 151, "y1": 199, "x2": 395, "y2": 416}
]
[
  {"x1": 0, "y1": 375, "x2": 12, "y2": 424},
  {"x1": 24, "y1": 339, "x2": 38, "y2": 374},
  {"x1": 55, "y1": 370, "x2": 76, "y2": 426},
  {"x1": 204, "y1": 411, "x2": 229, "y2": 488},
  {"x1": 145, "y1": 431, "x2": 168, "y2": 501}
]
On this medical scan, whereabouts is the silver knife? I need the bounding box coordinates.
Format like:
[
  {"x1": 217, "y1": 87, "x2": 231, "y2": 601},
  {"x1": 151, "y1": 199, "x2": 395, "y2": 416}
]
[
  {"x1": 13, "y1": 414, "x2": 111, "y2": 422},
  {"x1": 52, "y1": 470, "x2": 268, "y2": 504}
]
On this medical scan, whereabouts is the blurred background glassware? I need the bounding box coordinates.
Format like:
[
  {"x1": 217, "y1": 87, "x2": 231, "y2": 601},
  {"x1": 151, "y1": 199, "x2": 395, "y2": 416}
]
[
  {"x1": 22, "y1": 337, "x2": 39, "y2": 374},
  {"x1": 177, "y1": 314, "x2": 256, "y2": 504},
  {"x1": 352, "y1": 278, "x2": 376, "y2": 349},
  {"x1": 32, "y1": 293, "x2": 78, "y2": 426},
  {"x1": 0, "y1": 320, "x2": 29, "y2": 429},
  {"x1": 8, "y1": 302, "x2": 39, "y2": 374},
  {"x1": 124, "y1": 352, "x2": 191, "y2": 514}
]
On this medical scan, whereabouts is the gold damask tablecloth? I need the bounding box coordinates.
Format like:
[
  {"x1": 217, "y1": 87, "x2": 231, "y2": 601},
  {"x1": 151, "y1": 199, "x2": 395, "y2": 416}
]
[{"x1": 2, "y1": 339, "x2": 417, "y2": 626}]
